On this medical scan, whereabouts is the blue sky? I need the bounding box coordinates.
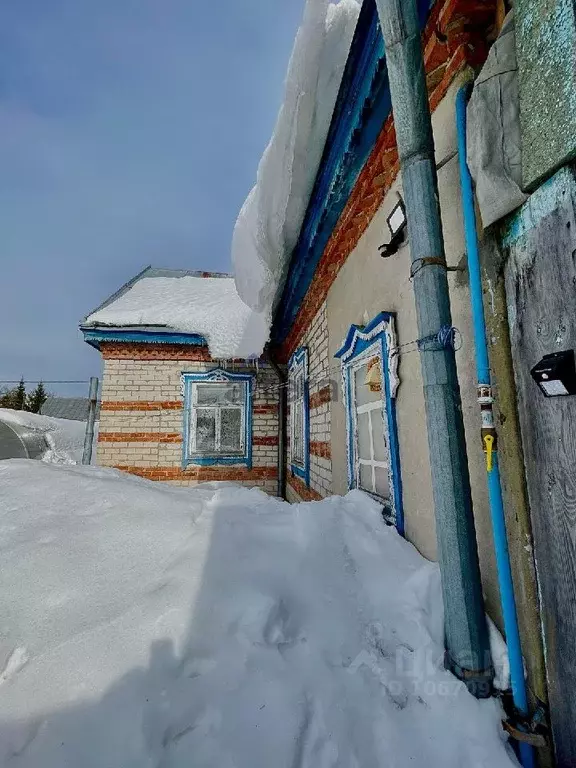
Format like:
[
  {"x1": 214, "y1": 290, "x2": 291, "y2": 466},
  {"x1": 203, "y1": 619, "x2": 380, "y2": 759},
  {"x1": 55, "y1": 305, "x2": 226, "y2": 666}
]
[{"x1": 0, "y1": 0, "x2": 304, "y2": 395}]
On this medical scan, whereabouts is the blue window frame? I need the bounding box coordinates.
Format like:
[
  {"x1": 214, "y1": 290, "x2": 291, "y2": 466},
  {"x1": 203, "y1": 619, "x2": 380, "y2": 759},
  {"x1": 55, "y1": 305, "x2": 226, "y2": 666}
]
[
  {"x1": 288, "y1": 347, "x2": 310, "y2": 486},
  {"x1": 181, "y1": 369, "x2": 253, "y2": 468},
  {"x1": 335, "y1": 312, "x2": 403, "y2": 533}
]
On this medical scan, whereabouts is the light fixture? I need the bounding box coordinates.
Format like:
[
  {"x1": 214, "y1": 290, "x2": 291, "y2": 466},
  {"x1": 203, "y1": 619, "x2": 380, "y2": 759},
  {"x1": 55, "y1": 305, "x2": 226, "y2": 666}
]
[
  {"x1": 531, "y1": 350, "x2": 576, "y2": 397},
  {"x1": 379, "y1": 197, "x2": 407, "y2": 258}
]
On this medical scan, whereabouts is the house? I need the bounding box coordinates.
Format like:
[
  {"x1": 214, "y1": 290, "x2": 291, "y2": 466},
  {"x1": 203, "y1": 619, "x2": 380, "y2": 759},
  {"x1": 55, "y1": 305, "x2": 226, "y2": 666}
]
[
  {"x1": 41, "y1": 397, "x2": 98, "y2": 422},
  {"x1": 80, "y1": 268, "x2": 280, "y2": 494},
  {"x1": 81, "y1": 0, "x2": 576, "y2": 757}
]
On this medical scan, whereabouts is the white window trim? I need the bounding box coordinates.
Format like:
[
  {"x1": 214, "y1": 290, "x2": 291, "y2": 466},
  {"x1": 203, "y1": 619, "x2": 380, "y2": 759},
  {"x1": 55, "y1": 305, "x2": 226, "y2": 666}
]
[
  {"x1": 189, "y1": 381, "x2": 246, "y2": 456},
  {"x1": 181, "y1": 369, "x2": 253, "y2": 468}
]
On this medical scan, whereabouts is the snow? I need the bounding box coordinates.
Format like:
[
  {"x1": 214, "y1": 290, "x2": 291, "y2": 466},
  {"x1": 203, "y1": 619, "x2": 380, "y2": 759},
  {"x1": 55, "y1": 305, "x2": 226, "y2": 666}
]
[
  {"x1": 0, "y1": 460, "x2": 517, "y2": 768},
  {"x1": 232, "y1": 0, "x2": 360, "y2": 324},
  {"x1": 0, "y1": 408, "x2": 90, "y2": 465},
  {"x1": 85, "y1": 275, "x2": 270, "y2": 359}
]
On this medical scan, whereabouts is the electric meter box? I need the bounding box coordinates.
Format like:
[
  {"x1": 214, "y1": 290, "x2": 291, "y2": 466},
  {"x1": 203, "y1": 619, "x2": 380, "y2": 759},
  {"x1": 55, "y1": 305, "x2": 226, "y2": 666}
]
[{"x1": 530, "y1": 350, "x2": 576, "y2": 397}]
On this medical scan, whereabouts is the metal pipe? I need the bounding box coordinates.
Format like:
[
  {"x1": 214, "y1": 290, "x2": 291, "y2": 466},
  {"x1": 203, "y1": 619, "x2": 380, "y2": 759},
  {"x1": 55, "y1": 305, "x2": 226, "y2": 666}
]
[
  {"x1": 374, "y1": 0, "x2": 493, "y2": 695},
  {"x1": 82, "y1": 376, "x2": 99, "y2": 466},
  {"x1": 267, "y1": 355, "x2": 287, "y2": 499},
  {"x1": 456, "y1": 84, "x2": 535, "y2": 767}
]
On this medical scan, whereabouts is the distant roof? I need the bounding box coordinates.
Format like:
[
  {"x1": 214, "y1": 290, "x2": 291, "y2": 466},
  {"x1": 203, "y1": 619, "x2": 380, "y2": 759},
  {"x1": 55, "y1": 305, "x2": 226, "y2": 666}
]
[
  {"x1": 81, "y1": 267, "x2": 270, "y2": 359},
  {"x1": 41, "y1": 397, "x2": 99, "y2": 422}
]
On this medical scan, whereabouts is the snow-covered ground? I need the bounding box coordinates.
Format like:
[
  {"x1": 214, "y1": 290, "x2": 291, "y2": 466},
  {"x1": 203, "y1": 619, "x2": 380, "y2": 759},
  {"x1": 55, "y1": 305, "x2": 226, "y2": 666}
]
[
  {"x1": 0, "y1": 461, "x2": 517, "y2": 768},
  {"x1": 0, "y1": 408, "x2": 93, "y2": 465}
]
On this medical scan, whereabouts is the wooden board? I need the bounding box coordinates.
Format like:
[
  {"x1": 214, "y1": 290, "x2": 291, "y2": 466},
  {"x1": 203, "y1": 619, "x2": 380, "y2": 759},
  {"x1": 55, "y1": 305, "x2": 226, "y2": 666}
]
[{"x1": 504, "y1": 170, "x2": 576, "y2": 764}]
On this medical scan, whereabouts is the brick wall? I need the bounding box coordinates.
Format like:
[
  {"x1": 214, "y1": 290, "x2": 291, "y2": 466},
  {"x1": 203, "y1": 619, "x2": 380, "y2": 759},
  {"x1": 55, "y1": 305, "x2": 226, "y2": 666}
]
[
  {"x1": 97, "y1": 344, "x2": 280, "y2": 494},
  {"x1": 287, "y1": 302, "x2": 332, "y2": 502}
]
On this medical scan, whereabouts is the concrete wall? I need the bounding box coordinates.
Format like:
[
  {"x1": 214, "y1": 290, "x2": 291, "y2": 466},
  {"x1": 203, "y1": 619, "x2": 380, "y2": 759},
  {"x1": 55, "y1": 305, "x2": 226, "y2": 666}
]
[
  {"x1": 326, "y1": 76, "x2": 502, "y2": 623},
  {"x1": 97, "y1": 344, "x2": 280, "y2": 495}
]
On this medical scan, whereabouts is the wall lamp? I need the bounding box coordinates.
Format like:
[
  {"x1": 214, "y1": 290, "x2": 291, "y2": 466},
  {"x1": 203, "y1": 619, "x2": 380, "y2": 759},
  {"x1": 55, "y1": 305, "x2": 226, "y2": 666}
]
[{"x1": 379, "y1": 198, "x2": 407, "y2": 258}]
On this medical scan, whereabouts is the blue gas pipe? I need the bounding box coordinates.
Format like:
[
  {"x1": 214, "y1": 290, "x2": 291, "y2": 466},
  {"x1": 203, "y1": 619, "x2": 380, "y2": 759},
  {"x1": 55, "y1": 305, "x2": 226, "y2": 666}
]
[{"x1": 456, "y1": 84, "x2": 535, "y2": 768}]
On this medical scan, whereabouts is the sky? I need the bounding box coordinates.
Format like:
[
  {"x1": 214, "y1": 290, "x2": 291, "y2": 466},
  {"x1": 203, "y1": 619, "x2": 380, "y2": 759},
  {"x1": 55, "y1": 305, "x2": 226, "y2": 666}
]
[{"x1": 0, "y1": 0, "x2": 305, "y2": 396}]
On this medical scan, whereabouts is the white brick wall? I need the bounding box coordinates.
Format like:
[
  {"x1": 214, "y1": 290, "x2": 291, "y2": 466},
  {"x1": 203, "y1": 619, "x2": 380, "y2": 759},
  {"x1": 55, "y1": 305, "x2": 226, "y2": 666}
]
[
  {"x1": 98, "y1": 356, "x2": 280, "y2": 486},
  {"x1": 287, "y1": 301, "x2": 332, "y2": 499}
]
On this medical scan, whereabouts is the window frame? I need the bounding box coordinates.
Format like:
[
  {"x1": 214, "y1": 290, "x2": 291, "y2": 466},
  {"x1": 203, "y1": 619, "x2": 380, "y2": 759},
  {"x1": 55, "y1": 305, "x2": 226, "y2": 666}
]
[
  {"x1": 335, "y1": 312, "x2": 403, "y2": 532},
  {"x1": 288, "y1": 346, "x2": 310, "y2": 486},
  {"x1": 181, "y1": 369, "x2": 253, "y2": 468}
]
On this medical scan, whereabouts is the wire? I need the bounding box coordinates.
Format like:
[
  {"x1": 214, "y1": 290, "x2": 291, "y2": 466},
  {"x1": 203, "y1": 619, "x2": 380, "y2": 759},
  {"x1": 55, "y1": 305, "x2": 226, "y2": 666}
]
[{"x1": 0, "y1": 380, "x2": 89, "y2": 384}]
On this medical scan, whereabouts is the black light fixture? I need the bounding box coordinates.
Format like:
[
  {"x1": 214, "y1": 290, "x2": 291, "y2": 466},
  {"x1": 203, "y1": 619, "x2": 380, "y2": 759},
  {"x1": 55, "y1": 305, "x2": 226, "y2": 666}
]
[
  {"x1": 379, "y1": 197, "x2": 407, "y2": 258},
  {"x1": 530, "y1": 350, "x2": 576, "y2": 397}
]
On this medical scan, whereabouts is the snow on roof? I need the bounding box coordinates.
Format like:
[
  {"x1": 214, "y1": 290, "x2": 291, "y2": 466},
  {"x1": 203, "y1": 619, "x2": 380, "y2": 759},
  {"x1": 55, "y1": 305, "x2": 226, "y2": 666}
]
[
  {"x1": 84, "y1": 270, "x2": 270, "y2": 359},
  {"x1": 232, "y1": 0, "x2": 360, "y2": 317}
]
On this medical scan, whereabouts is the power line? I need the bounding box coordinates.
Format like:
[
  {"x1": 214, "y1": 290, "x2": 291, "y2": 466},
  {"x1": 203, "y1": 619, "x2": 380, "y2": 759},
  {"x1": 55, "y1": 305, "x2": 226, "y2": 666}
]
[{"x1": 0, "y1": 380, "x2": 89, "y2": 384}]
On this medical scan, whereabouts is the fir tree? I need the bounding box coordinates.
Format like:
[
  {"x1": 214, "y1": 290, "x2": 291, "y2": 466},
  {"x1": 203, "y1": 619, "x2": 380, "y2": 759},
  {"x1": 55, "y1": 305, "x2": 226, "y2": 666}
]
[
  {"x1": 27, "y1": 381, "x2": 48, "y2": 414},
  {"x1": 0, "y1": 387, "x2": 17, "y2": 408},
  {"x1": 13, "y1": 378, "x2": 27, "y2": 410}
]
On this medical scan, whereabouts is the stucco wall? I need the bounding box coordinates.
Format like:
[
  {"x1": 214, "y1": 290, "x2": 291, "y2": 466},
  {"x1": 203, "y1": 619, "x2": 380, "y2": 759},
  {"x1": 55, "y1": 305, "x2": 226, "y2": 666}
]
[
  {"x1": 326, "y1": 76, "x2": 501, "y2": 622},
  {"x1": 97, "y1": 344, "x2": 280, "y2": 495}
]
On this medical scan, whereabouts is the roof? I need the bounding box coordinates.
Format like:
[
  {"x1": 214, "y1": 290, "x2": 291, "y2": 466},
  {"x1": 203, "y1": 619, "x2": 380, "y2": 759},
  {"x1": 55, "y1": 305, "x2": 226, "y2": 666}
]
[
  {"x1": 271, "y1": 0, "x2": 433, "y2": 345},
  {"x1": 41, "y1": 397, "x2": 99, "y2": 421},
  {"x1": 81, "y1": 267, "x2": 269, "y2": 359}
]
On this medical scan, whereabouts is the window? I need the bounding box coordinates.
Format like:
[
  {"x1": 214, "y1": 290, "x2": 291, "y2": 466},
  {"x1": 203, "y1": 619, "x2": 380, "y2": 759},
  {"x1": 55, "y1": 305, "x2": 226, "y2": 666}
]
[
  {"x1": 335, "y1": 313, "x2": 403, "y2": 531},
  {"x1": 181, "y1": 370, "x2": 253, "y2": 467},
  {"x1": 352, "y1": 358, "x2": 390, "y2": 499},
  {"x1": 288, "y1": 347, "x2": 310, "y2": 484}
]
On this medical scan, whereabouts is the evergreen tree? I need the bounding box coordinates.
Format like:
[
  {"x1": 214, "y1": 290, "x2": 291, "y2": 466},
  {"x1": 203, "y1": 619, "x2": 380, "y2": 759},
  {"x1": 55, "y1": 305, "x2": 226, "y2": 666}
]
[
  {"x1": 27, "y1": 381, "x2": 48, "y2": 414},
  {"x1": 0, "y1": 387, "x2": 17, "y2": 408},
  {"x1": 13, "y1": 378, "x2": 27, "y2": 410}
]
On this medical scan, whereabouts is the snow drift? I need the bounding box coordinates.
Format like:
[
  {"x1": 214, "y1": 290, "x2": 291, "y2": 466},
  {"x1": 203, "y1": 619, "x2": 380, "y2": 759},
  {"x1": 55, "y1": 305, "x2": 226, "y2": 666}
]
[
  {"x1": 232, "y1": 0, "x2": 360, "y2": 324},
  {"x1": 0, "y1": 460, "x2": 516, "y2": 767},
  {"x1": 0, "y1": 408, "x2": 90, "y2": 465}
]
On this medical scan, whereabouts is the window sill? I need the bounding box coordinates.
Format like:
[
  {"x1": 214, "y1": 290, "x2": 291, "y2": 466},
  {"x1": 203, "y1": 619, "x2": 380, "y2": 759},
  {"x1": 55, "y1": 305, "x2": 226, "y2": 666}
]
[
  {"x1": 290, "y1": 463, "x2": 308, "y2": 484},
  {"x1": 183, "y1": 455, "x2": 251, "y2": 468}
]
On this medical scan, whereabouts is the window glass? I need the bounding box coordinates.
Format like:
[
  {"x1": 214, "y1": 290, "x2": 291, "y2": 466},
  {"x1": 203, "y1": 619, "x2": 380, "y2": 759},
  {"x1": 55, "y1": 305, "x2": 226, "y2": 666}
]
[
  {"x1": 293, "y1": 400, "x2": 304, "y2": 464},
  {"x1": 357, "y1": 411, "x2": 372, "y2": 461},
  {"x1": 196, "y1": 409, "x2": 216, "y2": 453},
  {"x1": 196, "y1": 383, "x2": 243, "y2": 406},
  {"x1": 371, "y1": 408, "x2": 388, "y2": 462},
  {"x1": 374, "y1": 466, "x2": 390, "y2": 500},
  {"x1": 289, "y1": 351, "x2": 308, "y2": 470},
  {"x1": 359, "y1": 462, "x2": 373, "y2": 493},
  {"x1": 354, "y1": 361, "x2": 382, "y2": 406},
  {"x1": 188, "y1": 379, "x2": 247, "y2": 457},
  {"x1": 220, "y1": 408, "x2": 242, "y2": 452}
]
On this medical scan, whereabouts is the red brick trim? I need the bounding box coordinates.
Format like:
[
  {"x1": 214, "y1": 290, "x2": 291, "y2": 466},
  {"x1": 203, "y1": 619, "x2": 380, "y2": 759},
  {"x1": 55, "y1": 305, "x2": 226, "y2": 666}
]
[
  {"x1": 309, "y1": 385, "x2": 331, "y2": 410},
  {"x1": 99, "y1": 432, "x2": 182, "y2": 443},
  {"x1": 253, "y1": 435, "x2": 279, "y2": 446},
  {"x1": 287, "y1": 474, "x2": 323, "y2": 502},
  {"x1": 310, "y1": 441, "x2": 331, "y2": 460},
  {"x1": 114, "y1": 465, "x2": 278, "y2": 482},
  {"x1": 101, "y1": 343, "x2": 213, "y2": 361},
  {"x1": 253, "y1": 405, "x2": 278, "y2": 415},
  {"x1": 100, "y1": 400, "x2": 182, "y2": 411},
  {"x1": 278, "y1": 0, "x2": 496, "y2": 362}
]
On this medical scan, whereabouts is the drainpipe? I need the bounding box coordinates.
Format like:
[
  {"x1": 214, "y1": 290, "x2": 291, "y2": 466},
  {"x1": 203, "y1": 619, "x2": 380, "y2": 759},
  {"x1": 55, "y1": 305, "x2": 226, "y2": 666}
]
[
  {"x1": 267, "y1": 353, "x2": 287, "y2": 499},
  {"x1": 374, "y1": 0, "x2": 493, "y2": 695},
  {"x1": 456, "y1": 84, "x2": 535, "y2": 768}
]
